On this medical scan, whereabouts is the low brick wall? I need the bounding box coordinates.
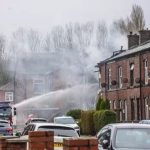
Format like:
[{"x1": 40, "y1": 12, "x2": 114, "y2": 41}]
[
  {"x1": 0, "y1": 132, "x2": 99, "y2": 150},
  {"x1": 29, "y1": 131, "x2": 54, "y2": 150},
  {"x1": 63, "y1": 138, "x2": 98, "y2": 150}
]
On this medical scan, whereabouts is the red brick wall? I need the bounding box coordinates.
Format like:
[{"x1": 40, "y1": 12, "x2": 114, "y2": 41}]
[
  {"x1": 63, "y1": 138, "x2": 98, "y2": 150},
  {"x1": 29, "y1": 131, "x2": 54, "y2": 150},
  {"x1": 99, "y1": 50, "x2": 150, "y2": 121}
]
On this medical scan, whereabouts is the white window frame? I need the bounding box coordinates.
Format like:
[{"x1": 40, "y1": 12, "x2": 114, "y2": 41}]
[
  {"x1": 118, "y1": 67, "x2": 123, "y2": 88},
  {"x1": 5, "y1": 92, "x2": 13, "y2": 101},
  {"x1": 108, "y1": 68, "x2": 111, "y2": 89},
  {"x1": 33, "y1": 79, "x2": 44, "y2": 94},
  {"x1": 144, "y1": 59, "x2": 148, "y2": 85}
]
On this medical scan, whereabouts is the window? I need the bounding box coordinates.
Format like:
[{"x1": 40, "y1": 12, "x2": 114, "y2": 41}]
[
  {"x1": 98, "y1": 128, "x2": 111, "y2": 147},
  {"x1": 99, "y1": 73, "x2": 101, "y2": 89},
  {"x1": 108, "y1": 68, "x2": 111, "y2": 89},
  {"x1": 33, "y1": 79, "x2": 44, "y2": 94},
  {"x1": 5, "y1": 92, "x2": 13, "y2": 101},
  {"x1": 144, "y1": 59, "x2": 148, "y2": 85},
  {"x1": 118, "y1": 67, "x2": 122, "y2": 88},
  {"x1": 130, "y1": 63, "x2": 134, "y2": 86},
  {"x1": 124, "y1": 100, "x2": 128, "y2": 121},
  {"x1": 119, "y1": 100, "x2": 122, "y2": 121},
  {"x1": 113, "y1": 100, "x2": 116, "y2": 110},
  {"x1": 145, "y1": 97, "x2": 149, "y2": 119}
]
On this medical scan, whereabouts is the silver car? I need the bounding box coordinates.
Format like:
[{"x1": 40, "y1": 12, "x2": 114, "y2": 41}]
[{"x1": 96, "y1": 123, "x2": 150, "y2": 150}]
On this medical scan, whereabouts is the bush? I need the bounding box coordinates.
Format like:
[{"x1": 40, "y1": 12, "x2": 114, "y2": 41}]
[
  {"x1": 81, "y1": 110, "x2": 96, "y2": 135},
  {"x1": 66, "y1": 109, "x2": 82, "y2": 119},
  {"x1": 96, "y1": 97, "x2": 110, "y2": 110},
  {"x1": 93, "y1": 110, "x2": 116, "y2": 132},
  {"x1": 96, "y1": 97, "x2": 103, "y2": 110}
]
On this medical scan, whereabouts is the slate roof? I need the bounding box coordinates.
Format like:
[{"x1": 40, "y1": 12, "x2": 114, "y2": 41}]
[{"x1": 99, "y1": 40, "x2": 150, "y2": 64}]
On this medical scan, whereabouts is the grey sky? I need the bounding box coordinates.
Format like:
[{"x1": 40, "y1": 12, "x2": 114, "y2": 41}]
[{"x1": 0, "y1": 0, "x2": 149, "y2": 35}]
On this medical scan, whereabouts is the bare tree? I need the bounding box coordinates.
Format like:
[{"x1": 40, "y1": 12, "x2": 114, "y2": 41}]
[
  {"x1": 65, "y1": 24, "x2": 74, "y2": 49},
  {"x1": 0, "y1": 35, "x2": 6, "y2": 59},
  {"x1": 96, "y1": 21, "x2": 108, "y2": 49},
  {"x1": 27, "y1": 29, "x2": 43, "y2": 53},
  {"x1": 131, "y1": 4, "x2": 145, "y2": 31},
  {"x1": 113, "y1": 4, "x2": 145, "y2": 34},
  {"x1": 51, "y1": 26, "x2": 65, "y2": 51}
]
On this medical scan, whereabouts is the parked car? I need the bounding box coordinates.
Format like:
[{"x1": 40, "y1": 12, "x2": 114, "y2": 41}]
[
  {"x1": 21, "y1": 122, "x2": 79, "y2": 138},
  {"x1": 25, "y1": 117, "x2": 48, "y2": 125},
  {"x1": 139, "y1": 120, "x2": 150, "y2": 124},
  {"x1": 19, "y1": 122, "x2": 79, "y2": 150},
  {"x1": 96, "y1": 123, "x2": 150, "y2": 150},
  {"x1": 0, "y1": 119, "x2": 13, "y2": 136},
  {"x1": 54, "y1": 116, "x2": 80, "y2": 136}
]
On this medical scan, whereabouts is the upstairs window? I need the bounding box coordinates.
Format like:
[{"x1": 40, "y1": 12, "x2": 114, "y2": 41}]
[
  {"x1": 118, "y1": 67, "x2": 122, "y2": 88},
  {"x1": 144, "y1": 59, "x2": 148, "y2": 85},
  {"x1": 33, "y1": 79, "x2": 44, "y2": 95},
  {"x1": 130, "y1": 63, "x2": 134, "y2": 86},
  {"x1": 108, "y1": 68, "x2": 111, "y2": 90},
  {"x1": 5, "y1": 92, "x2": 13, "y2": 101}
]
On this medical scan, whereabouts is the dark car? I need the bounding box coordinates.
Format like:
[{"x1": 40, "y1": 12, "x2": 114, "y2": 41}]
[
  {"x1": 96, "y1": 123, "x2": 150, "y2": 150},
  {"x1": 0, "y1": 119, "x2": 13, "y2": 136}
]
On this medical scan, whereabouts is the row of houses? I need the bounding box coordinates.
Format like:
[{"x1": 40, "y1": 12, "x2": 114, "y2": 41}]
[{"x1": 97, "y1": 29, "x2": 150, "y2": 122}]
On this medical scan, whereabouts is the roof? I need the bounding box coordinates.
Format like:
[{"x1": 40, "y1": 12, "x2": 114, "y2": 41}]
[
  {"x1": 28, "y1": 122, "x2": 75, "y2": 129},
  {"x1": 107, "y1": 123, "x2": 150, "y2": 128},
  {"x1": 98, "y1": 41, "x2": 150, "y2": 64},
  {"x1": 0, "y1": 82, "x2": 14, "y2": 91},
  {"x1": 54, "y1": 116, "x2": 73, "y2": 119}
]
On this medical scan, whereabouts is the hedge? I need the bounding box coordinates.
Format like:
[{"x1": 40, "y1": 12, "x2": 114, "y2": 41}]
[
  {"x1": 93, "y1": 110, "x2": 116, "y2": 132},
  {"x1": 66, "y1": 109, "x2": 82, "y2": 119},
  {"x1": 81, "y1": 110, "x2": 96, "y2": 135}
]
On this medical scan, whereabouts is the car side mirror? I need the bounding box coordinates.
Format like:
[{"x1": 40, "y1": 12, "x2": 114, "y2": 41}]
[{"x1": 102, "y1": 139, "x2": 109, "y2": 149}]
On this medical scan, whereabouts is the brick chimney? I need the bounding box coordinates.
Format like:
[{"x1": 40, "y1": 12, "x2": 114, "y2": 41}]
[
  {"x1": 139, "y1": 29, "x2": 150, "y2": 44},
  {"x1": 128, "y1": 32, "x2": 139, "y2": 49}
]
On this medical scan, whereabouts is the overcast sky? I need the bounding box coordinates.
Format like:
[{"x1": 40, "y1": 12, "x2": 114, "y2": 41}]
[{"x1": 0, "y1": 0, "x2": 150, "y2": 36}]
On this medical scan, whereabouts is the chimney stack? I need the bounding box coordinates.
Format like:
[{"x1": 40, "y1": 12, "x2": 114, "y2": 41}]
[
  {"x1": 139, "y1": 29, "x2": 150, "y2": 44},
  {"x1": 128, "y1": 32, "x2": 139, "y2": 49}
]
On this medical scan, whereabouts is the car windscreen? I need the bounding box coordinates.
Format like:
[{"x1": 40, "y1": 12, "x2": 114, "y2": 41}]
[
  {"x1": 54, "y1": 118, "x2": 75, "y2": 124},
  {"x1": 37, "y1": 126, "x2": 78, "y2": 137},
  {"x1": 115, "y1": 128, "x2": 150, "y2": 149},
  {"x1": 32, "y1": 119, "x2": 47, "y2": 123}
]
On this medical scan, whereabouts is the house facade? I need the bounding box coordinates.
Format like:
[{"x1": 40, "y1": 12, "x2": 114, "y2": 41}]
[{"x1": 97, "y1": 30, "x2": 150, "y2": 122}]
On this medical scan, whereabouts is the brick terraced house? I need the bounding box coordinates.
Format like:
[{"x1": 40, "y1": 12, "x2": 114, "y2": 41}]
[{"x1": 97, "y1": 29, "x2": 150, "y2": 122}]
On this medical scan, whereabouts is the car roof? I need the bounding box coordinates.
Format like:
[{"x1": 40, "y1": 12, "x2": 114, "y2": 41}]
[
  {"x1": 27, "y1": 122, "x2": 75, "y2": 129},
  {"x1": 54, "y1": 116, "x2": 73, "y2": 119},
  {"x1": 106, "y1": 123, "x2": 150, "y2": 128}
]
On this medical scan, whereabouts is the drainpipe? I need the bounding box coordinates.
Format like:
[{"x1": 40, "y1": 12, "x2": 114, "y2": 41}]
[{"x1": 139, "y1": 52, "x2": 143, "y2": 120}]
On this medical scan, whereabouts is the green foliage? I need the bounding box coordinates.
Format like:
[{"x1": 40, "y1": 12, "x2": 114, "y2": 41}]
[
  {"x1": 96, "y1": 96, "x2": 102, "y2": 110},
  {"x1": 96, "y1": 96, "x2": 110, "y2": 110},
  {"x1": 81, "y1": 110, "x2": 96, "y2": 135},
  {"x1": 66, "y1": 109, "x2": 82, "y2": 119},
  {"x1": 100, "y1": 99, "x2": 110, "y2": 110},
  {"x1": 93, "y1": 110, "x2": 116, "y2": 132}
]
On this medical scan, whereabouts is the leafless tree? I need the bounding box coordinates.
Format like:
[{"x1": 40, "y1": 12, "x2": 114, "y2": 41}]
[
  {"x1": 74, "y1": 22, "x2": 94, "y2": 50},
  {"x1": 65, "y1": 24, "x2": 74, "y2": 49},
  {"x1": 113, "y1": 4, "x2": 145, "y2": 34},
  {"x1": 51, "y1": 26, "x2": 65, "y2": 51},
  {"x1": 96, "y1": 21, "x2": 108, "y2": 49},
  {"x1": 27, "y1": 29, "x2": 43, "y2": 53}
]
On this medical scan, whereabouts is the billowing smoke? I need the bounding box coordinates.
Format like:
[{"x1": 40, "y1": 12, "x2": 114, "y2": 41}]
[{"x1": 2, "y1": 22, "x2": 127, "y2": 125}]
